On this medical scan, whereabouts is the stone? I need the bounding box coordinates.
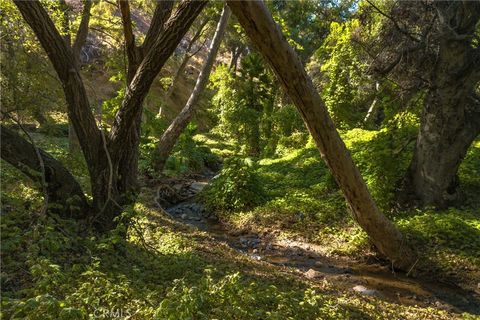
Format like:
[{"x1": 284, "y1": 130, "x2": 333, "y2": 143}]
[
  {"x1": 239, "y1": 237, "x2": 249, "y2": 248},
  {"x1": 190, "y1": 182, "x2": 207, "y2": 192},
  {"x1": 305, "y1": 268, "x2": 323, "y2": 279},
  {"x1": 352, "y1": 285, "x2": 378, "y2": 296},
  {"x1": 250, "y1": 254, "x2": 262, "y2": 261},
  {"x1": 180, "y1": 214, "x2": 188, "y2": 220}
]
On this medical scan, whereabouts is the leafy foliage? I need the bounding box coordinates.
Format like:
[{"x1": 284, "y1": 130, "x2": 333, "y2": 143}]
[
  {"x1": 165, "y1": 123, "x2": 220, "y2": 174},
  {"x1": 312, "y1": 20, "x2": 372, "y2": 128},
  {"x1": 200, "y1": 157, "x2": 265, "y2": 212}
]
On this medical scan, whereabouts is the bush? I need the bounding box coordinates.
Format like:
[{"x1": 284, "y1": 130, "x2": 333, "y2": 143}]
[
  {"x1": 165, "y1": 123, "x2": 220, "y2": 174},
  {"x1": 200, "y1": 157, "x2": 265, "y2": 212}
]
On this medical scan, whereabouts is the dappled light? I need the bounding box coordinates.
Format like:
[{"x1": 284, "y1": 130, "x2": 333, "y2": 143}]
[{"x1": 1, "y1": 0, "x2": 479, "y2": 319}]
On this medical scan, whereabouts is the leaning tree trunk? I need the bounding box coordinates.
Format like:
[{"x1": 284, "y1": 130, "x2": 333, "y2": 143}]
[
  {"x1": 399, "y1": 2, "x2": 480, "y2": 208},
  {"x1": 153, "y1": 5, "x2": 231, "y2": 172},
  {"x1": 1, "y1": 125, "x2": 90, "y2": 218},
  {"x1": 227, "y1": 0, "x2": 416, "y2": 270},
  {"x1": 162, "y1": 17, "x2": 210, "y2": 107}
]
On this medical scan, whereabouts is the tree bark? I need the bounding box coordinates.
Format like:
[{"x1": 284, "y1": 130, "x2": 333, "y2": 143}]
[
  {"x1": 227, "y1": 0, "x2": 416, "y2": 270},
  {"x1": 1, "y1": 125, "x2": 90, "y2": 218},
  {"x1": 142, "y1": 0, "x2": 174, "y2": 55},
  {"x1": 115, "y1": 0, "x2": 206, "y2": 194},
  {"x1": 60, "y1": 0, "x2": 93, "y2": 153},
  {"x1": 108, "y1": 0, "x2": 207, "y2": 150},
  {"x1": 402, "y1": 90, "x2": 480, "y2": 207},
  {"x1": 228, "y1": 43, "x2": 245, "y2": 72},
  {"x1": 153, "y1": 5, "x2": 231, "y2": 172},
  {"x1": 162, "y1": 17, "x2": 210, "y2": 106},
  {"x1": 400, "y1": 2, "x2": 480, "y2": 208}
]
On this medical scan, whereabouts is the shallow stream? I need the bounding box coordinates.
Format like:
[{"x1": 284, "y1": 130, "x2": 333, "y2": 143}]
[{"x1": 161, "y1": 176, "x2": 480, "y2": 315}]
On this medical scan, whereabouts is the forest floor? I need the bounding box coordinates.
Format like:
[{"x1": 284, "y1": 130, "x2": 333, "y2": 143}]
[
  {"x1": 2, "y1": 130, "x2": 480, "y2": 319},
  {"x1": 146, "y1": 172, "x2": 480, "y2": 317}
]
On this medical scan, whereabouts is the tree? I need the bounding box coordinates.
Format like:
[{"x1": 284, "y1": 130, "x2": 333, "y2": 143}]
[
  {"x1": 153, "y1": 5, "x2": 231, "y2": 172},
  {"x1": 363, "y1": 0, "x2": 480, "y2": 208},
  {"x1": 58, "y1": 0, "x2": 94, "y2": 153},
  {"x1": 161, "y1": 15, "x2": 211, "y2": 110},
  {"x1": 227, "y1": 0, "x2": 416, "y2": 270},
  {"x1": 5, "y1": 0, "x2": 206, "y2": 230},
  {"x1": 1, "y1": 125, "x2": 89, "y2": 218}
]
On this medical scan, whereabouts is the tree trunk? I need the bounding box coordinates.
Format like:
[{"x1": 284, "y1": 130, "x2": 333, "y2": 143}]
[
  {"x1": 228, "y1": 44, "x2": 244, "y2": 72},
  {"x1": 1, "y1": 125, "x2": 90, "y2": 218},
  {"x1": 61, "y1": 0, "x2": 93, "y2": 154},
  {"x1": 400, "y1": 3, "x2": 480, "y2": 208},
  {"x1": 162, "y1": 17, "x2": 210, "y2": 107},
  {"x1": 401, "y1": 90, "x2": 480, "y2": 208},
  {"x1": 153, "y1": 5, "x2": 231, "y2": 172},
  {"x1": 227, "y1": 0, "x2": 416, "y2": 270}
]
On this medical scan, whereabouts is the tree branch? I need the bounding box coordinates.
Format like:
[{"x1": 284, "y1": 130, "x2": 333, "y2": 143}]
[
  {"x1": 13, "y1": 0, "x2": 102, "y2": 166},
  {"x1": 118, "y1": 0, "x2": 143, "y2": 83},
  {"x1": 1, "y1": 125, "x2": 90, "y2": 218},
  {"x1": 365, "y1": 0, "x2": 421, "y2": 43},
  {"x1": 72, "y1": 0, "x2": 93, "y2": 62},
  {"x1": 142, "y1": 0, "x2": 175, "y2": 54},
  {"x1": 109, "y1": 0, "x2": 207, "y2": 151}
]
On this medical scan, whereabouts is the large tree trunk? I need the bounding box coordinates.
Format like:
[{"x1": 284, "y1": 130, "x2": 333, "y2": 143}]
[
  {"x1": 153, "y1": 5, "x2": 231, "y2": 172},
  {"x1": 402, "y1": 90, "x2": 480, "y2": 208},
  {"x1": 400, "y1": 2, "x2": 480, "y2": 208},
  {"x1": 227, "y1": 0, "x2": 416, "y2": 270},
  {"x1": 1, "y1": 126, "x2": 90, "y2": 218}
]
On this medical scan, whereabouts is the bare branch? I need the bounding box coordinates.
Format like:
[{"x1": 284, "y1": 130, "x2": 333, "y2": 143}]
[
  {"x1": 365, "y1": 0, "x2": 421, "y2": 43},
  {"x1": 73, "y1": 0, "x2": 93, "y2": 61}
]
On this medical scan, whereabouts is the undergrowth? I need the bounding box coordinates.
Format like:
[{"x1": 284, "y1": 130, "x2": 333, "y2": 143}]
[
  {"x1": 198, "y1": 129, "x2": 480, "y2": 280},
  {"x1": 1, "y1": 131, "x2": 479, "y2": 319}
]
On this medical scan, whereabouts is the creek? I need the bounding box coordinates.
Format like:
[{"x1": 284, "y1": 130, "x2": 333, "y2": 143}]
[{"x1": 159, "y1": 174, "x2": 480, "y2": 315}]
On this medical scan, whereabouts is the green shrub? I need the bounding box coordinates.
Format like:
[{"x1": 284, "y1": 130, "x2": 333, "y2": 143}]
[
  {"x1": 397, "y1": 209, "x2": 480, "y2": 263},
  {"x1": 343, "y1": 117, "x2": 418, "y2": 211},
  {"x1": 200, "y1": 157, "x2": 265, "y2": 212}
]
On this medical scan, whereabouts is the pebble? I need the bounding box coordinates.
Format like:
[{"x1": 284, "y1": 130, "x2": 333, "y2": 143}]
[
  {"x1": 305, "y1": 268, "x2": 323, "y2": 279},
  {"x1": 251, "y1": 254, "x2": 262, "y2": 261},
  {"x1": 352, "y1": 285, "x2": 378, "y2": 296},
  {"x1": 343, "y1": 267, "x2": 353, "y2": 274}
]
